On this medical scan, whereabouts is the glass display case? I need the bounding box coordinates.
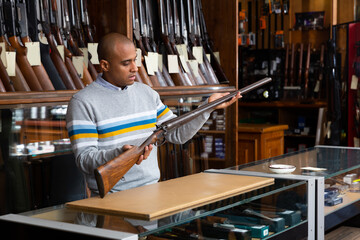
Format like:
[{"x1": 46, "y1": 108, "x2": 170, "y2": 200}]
[
  {"x1": 0, "y1": 175, "x2": 308, "y2": 240},
  {"x1": 207, "y1": 145, "x2": 360, "y2": 239}
]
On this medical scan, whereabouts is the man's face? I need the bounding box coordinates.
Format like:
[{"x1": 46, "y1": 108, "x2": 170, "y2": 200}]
[{"x1": 101, "y1": 42, "x2": 138, "y2": 88}]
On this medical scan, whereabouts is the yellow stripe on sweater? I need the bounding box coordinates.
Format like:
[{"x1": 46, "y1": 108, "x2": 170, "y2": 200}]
[{"x1": 98, "y1": 123, "x2": 156, "y2": 138}]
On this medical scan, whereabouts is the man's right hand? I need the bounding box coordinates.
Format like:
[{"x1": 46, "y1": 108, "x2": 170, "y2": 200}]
[{"x1": 122, "y1": 144, "x2": 153, "y2": 165}]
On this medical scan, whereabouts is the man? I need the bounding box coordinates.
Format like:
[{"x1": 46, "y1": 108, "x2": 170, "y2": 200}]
[{"x1": 66, "y1": 33, "x2": 240, "y2": 195}]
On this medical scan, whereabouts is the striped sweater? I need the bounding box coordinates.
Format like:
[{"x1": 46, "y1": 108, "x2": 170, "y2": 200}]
[{"x1": 66, "y1": 78, "x2": 211, "y2": 193}]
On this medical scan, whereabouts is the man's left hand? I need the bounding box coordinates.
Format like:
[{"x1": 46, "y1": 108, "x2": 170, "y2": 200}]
[{"x1": 208, "y1": 92, "x2": 242, "y2": 109}]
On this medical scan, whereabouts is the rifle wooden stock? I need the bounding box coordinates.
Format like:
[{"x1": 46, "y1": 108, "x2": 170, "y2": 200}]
[
  {"x1": 0, "y1": 76, "x2": 6, "y2": 92},
  {"x1": 8, "y1": 36, "x2": 43, "y2": 91},
  {"x1": 0, "y1": 38, "x2": 30, "y2": 91},
  {"x1": 0, "y1": 46, "x2": 15, "y2": 91},
  {"x1": 95, "y1": 77, "x2": 272, "y2": 197},
  {"x1": 95, "y1": 129, "x2": 165, "y2": 198},
  {"x1": 138, "y1": 61, "x2": 153, "y2": 87},
  {"x1": 21, "y1": 36, "x2": 55, "y2": 90},
  {"x1": 13, "y1": 64, "x2": 31, "y2": 91},
  {"x1": 46, "y1": 33, "x2": 77, "y2": 90}
]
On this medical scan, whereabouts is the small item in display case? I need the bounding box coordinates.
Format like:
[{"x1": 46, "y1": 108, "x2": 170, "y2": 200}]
[
  {"x1": 349, "y1": 180, "x2": 360, "y2": 192},
  {"x1": 343, "y1": 173, "x2": 357, "y2": 185},
  {"x1": 325, "y1": 196, "x2": 343, "y2": 206},
  {"x1": 324, "y1": 187, "x2": 343, "y2": 206},
  {"x1": 269, "y1": 164, "x2": 296, "y2": 174}
]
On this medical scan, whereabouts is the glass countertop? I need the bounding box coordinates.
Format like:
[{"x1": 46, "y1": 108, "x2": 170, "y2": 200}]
[
  {"x1": 18, "y1": 178, "x2": 306, "y2": 237},
  {"x1": 226, "y1": 146, "x2": 360, "y2": 179}
]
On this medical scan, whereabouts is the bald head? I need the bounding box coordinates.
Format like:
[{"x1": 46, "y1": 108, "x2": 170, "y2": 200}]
[{"x1": 97, "y1": 33, "x2": 134, "y2": 62}]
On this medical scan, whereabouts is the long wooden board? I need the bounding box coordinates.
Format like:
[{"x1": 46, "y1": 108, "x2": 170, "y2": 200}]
[{"x1": 66, "y1": 173, "x2": 274, "y2": 220}]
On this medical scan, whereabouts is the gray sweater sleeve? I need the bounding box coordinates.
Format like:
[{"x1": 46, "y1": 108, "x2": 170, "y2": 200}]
[
  {"x1": 162, "y1": 98, "x2": 212, "y2": 144},
  {"x1": 66, "y1": 97, "x2": 124, "y2": 175}
]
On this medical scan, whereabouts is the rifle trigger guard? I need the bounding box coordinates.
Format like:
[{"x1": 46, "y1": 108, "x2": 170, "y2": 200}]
[{"x1": 155, "y1": 137, "x2": 166, "y2": 147}]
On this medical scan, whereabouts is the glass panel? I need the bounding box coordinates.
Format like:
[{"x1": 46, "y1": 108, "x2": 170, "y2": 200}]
[
  {"x1": 21, "y1": 179, "x2": 307, "y2": 238},
  {"x1": 227, "y1": 146, "x2": 360, "y2": 179}
]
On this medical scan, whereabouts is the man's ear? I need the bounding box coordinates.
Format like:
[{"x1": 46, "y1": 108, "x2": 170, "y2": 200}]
[{"x1": 100, "y1": 59, "x2": 110, "y2": 72}]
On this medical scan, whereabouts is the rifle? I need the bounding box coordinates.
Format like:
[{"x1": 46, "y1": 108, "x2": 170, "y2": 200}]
[
  {"x1": 165, "y1": 0, "x2": 197, "y2": 86},
  {"x1": 196, "y1": 0, "x2": 228, "y2": 84},
  {"x1": 50, "y1": 0, "x2": 86, "y2": 88},
  {"x1": 0, "y1": 46, "x2": 13, "y2": 91},
  {"x1": 3, "y1": 0, "x2": 43, "y2": 91},
  {"x1": 39, "y1": 0, "x2": 77, "y2": 90},
  {"x1": 282, "y1": 43, "x2": 289, "y2": 98},
  {"x1": 16, "y1": 0, "x2": 55, "y2": 91},
  {"x1": 186, "y1": 0, "x2": 219, "y2": 85},
  {"x1": 137, "y1": 0, "x2": 166, "y2": 87},
  {"x1": 143, "y1": 0, "x2": 174, "y2": 87},
  {"x1": 67, "y1": 0, "x2": 97, "y2": 82},
  {"x1": 303, "y1": 43, "x2": 311, "y2": 99},
  {"x1": 95, "y1": 77, "x2": 272, "y2": 198},
  {"x1": 316, "y1": 44, "x2": 325, "y2": 99},
  {"x1": 0, "y1": 0, "x2": 29, "y2": 91},
  {"x1": 132, "y1": 0, "x2": 154, "y2": 87},
  {"x1": 159, "y1": 0, "x2": 192, "y2": 86},
  {"x1": 173, "y1": 0, "x2": 207, "y2": 85},
  {"x1": 26, "y1": 0, "x2": 66, "y2": 90}
]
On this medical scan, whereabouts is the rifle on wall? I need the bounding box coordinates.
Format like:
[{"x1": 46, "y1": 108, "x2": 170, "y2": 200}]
[
  {"x1": 26, "y1": 0, "x2": 67, "y2": 90},
  {"x1": 138, "y1": 0, "x2": 167, "y2": 87},
  {"x1": 132, "y1": 0, "x2": 153, "y2": 87},
  {"x1": 315, "y1": 44, "x2": 325, "y2": 99},
  {"x1": 0, "y1": 0, "x2": 29, "y2": 91},
  {"x1": 143, "y1": 0, "x2": 175, "y2": 86},
  {"x1": 173, "y1": 0, "x2": 207, "y2": 85},
  {"x1": 303, "y1": 43, "x2": 311, "y2": 99},
  {"x1": 67, "y1": 0, "x2": 97, "y2": 81},
  {"x1": 95, "y1": 77, "x2": 272, "y2": 198},
  {"x1": 15, "y1": 0, "x2": 55, "y2": 91},
  {"x1": 159, "y1": 0, "x2": 193, "y2": 86},
  {"x1": 3, "y1": 0, "x2": 43, "y2": 91},
  {"x1": 50, "y1": 0, "x2": 86, "y2": 89},
  {"x1": 39, "y1": 0, "x2": 77, "y2": 90},
  {"x1": 196, "y1": 0, "x2": 228, "y2": 84}
]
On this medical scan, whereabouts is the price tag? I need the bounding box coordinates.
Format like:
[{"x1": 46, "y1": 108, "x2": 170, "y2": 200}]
[
  {"x1": 72, "y1": 56, "x2": 84, "y2": 78},
  {"x1": 168, "y1": 55, "x2": 179, "y2": 73},
  {"x1": 351, "y1": 75, "x2": 358, "y2": 90},
  {"x1": 87, "y1": 43, "x2": 99, "y2": 64},
  {"x1": 158, "y1": 54, "x2": 163, "y2": 72},
  {"x1": 214, "y1": 51, "x2": 221, "y2": 64},
  {"x1": 188, "y1": 59, "x2": 199, "y2": 77},
  {"x1": 5, "y1": 51, "x2": 16, "y2": 77},
  {"x1": 176, "y1": 44, "x2": 188, "y2": 60},
  {"x1": 80, "y1": 48, "x2": 89, "y2": 68},
  {"x1": 0, "y1": 42, "x2": 7, "y2": 68},
  {"x1": 314, "y1": 80, "x2": 320, "y2": 92},
  {"x1": 148, "y1": 52, "x2": 159, "y2": 72},
  {"x1": 192, "y1": 46, "x2": 203, "y2": 64},
  {"x1": 179, "y1": 55, "x2": 189, "y2": 72},
  {"x1": 206, "y1": 54, "x2": 211, "y2": 63},
  {"x1": 135, "y1": 48, "x2": 142, "y2": 67},
  {"x1": 57, "y1": 45, "x2": 65, "y2": 62},
  {"x1": 144, "y1": 55, "x2": 154, "y2": 75},
  {"x1": 25, "y1": 42, "x2": 41, "y2": 66}
]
